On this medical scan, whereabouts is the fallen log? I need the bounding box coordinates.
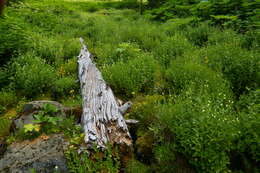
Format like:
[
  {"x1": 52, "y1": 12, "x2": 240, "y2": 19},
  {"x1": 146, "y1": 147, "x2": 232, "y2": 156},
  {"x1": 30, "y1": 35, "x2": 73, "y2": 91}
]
[{"x1": 78, "y1": 38, "x2": 132, "y2": 148}]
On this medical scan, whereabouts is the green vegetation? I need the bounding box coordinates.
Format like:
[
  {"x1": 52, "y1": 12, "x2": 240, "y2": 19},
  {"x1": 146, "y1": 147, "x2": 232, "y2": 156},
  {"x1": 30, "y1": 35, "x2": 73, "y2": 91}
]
[
  {"x1": 66, "y1": 145, "x2": 121, "y2": 173},
  {"x1": 0, "y1": 0, "x2": 259, "y2": 172},
  {"x1": 146, "y1": 0, "x2": 259, "y2": 32}
]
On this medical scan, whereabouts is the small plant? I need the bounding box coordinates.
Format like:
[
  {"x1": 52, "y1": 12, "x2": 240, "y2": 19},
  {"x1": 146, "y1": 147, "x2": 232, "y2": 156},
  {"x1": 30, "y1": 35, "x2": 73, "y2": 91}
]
[
  {"x1": 102, "y1": 55, "x2": 159, "y2": 97},
  {"x1": 0, "y1": 67, "x2": 10, "y2": 89},
  {"x1": 52, "y1": 77, "x2": 78, "y2": 98},
  {"x1": 184, "y1": 22, "x2": 213, "y2": 47},
  {"x1": 200, "y1": 44, "x2": 259, "y2": 96},
  {"x1": 152, "y1": 33, "x2": 194, "y2": 66},
  {"x1": 23, "y1": 124, "x2": 41, "y2": 133},
  {"x1": 66, "y1": 145, "x2": 120, "y2": 173},
  {"x1": 33, "y1": 113, "x2": 62, "y2": 126},
  {"x1": 57, "y1": 58, "x2": 78, "y2": 78},
  {"x1": 0, "y1": 117, "x2": 12, "y2": 138},
  {"x1": 235, "y1": 90, "x2": 260, "y2": 162},
  {"x1": 0, "y1": 89, "x2": 17, "y2": 113},
  {"x1": 126, "y1": 159, "x2": 150, "y2": 173},
  {"x1": 60, "y1": 117, "x2": 82, "y2": 139},
  {"x1": 165, "y1": 60, "x2": 231, "y2": 100},
  {"x1": 12, "y1": 104, "x2": 63, "y2": 141},
  {"x1": 0, "y1": 15, "x2": 27, "y2": 65},
  {"x1": 10, "y1": 53, "x2": 57, "y2": 98},
  {"x1": 32, "y1": 104, "x2": 63, "y2": 134}
]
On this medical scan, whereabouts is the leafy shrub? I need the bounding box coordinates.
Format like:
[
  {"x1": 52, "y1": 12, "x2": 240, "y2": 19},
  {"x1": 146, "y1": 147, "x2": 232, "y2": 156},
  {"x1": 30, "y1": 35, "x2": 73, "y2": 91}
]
[
  {"x1": 6, "y1": 0, "x2": 24, "y2": 5},
  {"x1": 2, "y1": 1, "x2": 259, "y2": 172},
  {"x1": 236, "y1": 112, "x2": 260, "y2": 164},
  {"x1": 152, "y1": 143, "x2": 195, "y2": 173},
  {"x1": 62, "y1": 39, "x2": 80, "y2": 61},
  {"x1": 130, "y1": 95, "x2": 166, "y2": 132},
  {"x1": 12, "y1": 103, "x2": 69, "y2": 141},
  {"x1": 0, "y1": 67, "x2": 10, "y2": 89},
  {"x1": 126, "y1": 159, "x2": 150, "y2": 173},
  {"x1": 128, "y1": 95, "x2": 166, "y2": 165},
  {"x1": 147, "y1": 0, "x2": 166, "y2": 8},
  {"x1": 60, "y1": 117, "x2": 82, "y2": 139},
  {"x1": 184, "y1": 22, "x2": 214, "y2": 47},
  {"x1": 152, "y1": 33, "x2": 194, "y2": 66},
  {"x1": 102, "y1": 55, "x2": 159, "y2": 97},
  {"x1": 66, "y1": 145, "x2": 120, "y2": 173},
  {"x1": 145, "y1": 5, "x2": 175, "y2": 21},
  {"x1": 52, "y1": 77, "x2": 78, "y2": 98},
  {"x1": 130, "y1": 61, "x2": 238, "y2": 172},
  {"x1": 32, "y1": 105, "x2": 63, "y2": 135},
  {"x1": 0, "y1": 89, "x2": 17, "y2": 113},
  {"x1": 95, "y1": 42, "x2": 142, "y2": 65},
  {"x1": 108, "y1": 0, "x2": 139, "y2": 9},
  {"x1": 60, "y1": 95, "x2": 82, "y2": 108},
  {"x1": 207, "y1": 29, "x2": 242, "y2": 46},
  {"x1": 165, "y1": 61, "x2": 231, "y2": 99},
  {"x1": 57, "y1": 58, "x2": 78, "y2": 78},
  {"x1": 147, "y1": 0, "x2": 258, "y2": 32},
  {"x1": 192, "y1": 0, "x2": 258, "y2": 32},
  {"x1": 210, "y1": 15, "x2": 239, "y2": 29},
  {"x1": 200, "y1": 44, "x2": 260, "y2": 96},
  {"x1": 26, "y1": 33, "x2": 79, "y2": 65},
  {"x1": 162, "y1": 17, "x2": 199, "y2": 36},
  {"x1": 0, "y1": 15, "x2": 26, "y2": 65},
  {"x1": 131, "y1": 91, "x2": 237, "y2": 172},
  {"x1": 240, "y1": 30, "x2": 260, "y2": 50},
  {"x1": 237, "y1": 89, "x2": 260, "y2": 114},
  {"x1": 235, "y1": 90, "x2": 260, "y2": 162},
  {"x1": 146, "y1": 0, "x2": 196, "y2": 21},
  {"x1": 114, "y1": 42, "x2": 142, "y2": 62},
  {"x1": 153, "y1": 99, "x2": 237, "y2": 172},
  {"x1": 10, "y1": 53, "x2": 57, "y2": 97},
  {"x1": 0, "y1": 117, "x2": 11, "y2": 138}
]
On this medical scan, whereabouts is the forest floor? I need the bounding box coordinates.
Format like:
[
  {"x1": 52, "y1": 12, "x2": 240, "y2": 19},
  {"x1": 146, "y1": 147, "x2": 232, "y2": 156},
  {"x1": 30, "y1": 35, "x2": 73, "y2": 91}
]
[{"x1": 0, "y1": 0, "x2": 259, "y2": 172}]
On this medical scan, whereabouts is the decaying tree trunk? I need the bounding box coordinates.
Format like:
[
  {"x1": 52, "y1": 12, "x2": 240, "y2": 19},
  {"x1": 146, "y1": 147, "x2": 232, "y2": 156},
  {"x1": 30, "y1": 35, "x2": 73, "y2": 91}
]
[{"x1": 78, "y1": 38, "x2": 132, "y2": 148}]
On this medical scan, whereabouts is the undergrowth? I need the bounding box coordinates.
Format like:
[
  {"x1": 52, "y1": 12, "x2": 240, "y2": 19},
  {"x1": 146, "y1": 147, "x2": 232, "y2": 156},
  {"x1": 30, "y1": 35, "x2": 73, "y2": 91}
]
[{"x1": 0, "y1": 0, "x2": 259, "y2": 172}]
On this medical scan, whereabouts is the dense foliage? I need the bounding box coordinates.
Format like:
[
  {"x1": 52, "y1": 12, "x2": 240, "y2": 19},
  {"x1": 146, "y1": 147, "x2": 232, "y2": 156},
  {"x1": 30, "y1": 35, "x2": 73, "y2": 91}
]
[
  {"x1": 0, "y1": 0, "x2": 259, "y2": 172},
  {"x1": 145, "y1": 0, "x2": 259, "y2": 32}
]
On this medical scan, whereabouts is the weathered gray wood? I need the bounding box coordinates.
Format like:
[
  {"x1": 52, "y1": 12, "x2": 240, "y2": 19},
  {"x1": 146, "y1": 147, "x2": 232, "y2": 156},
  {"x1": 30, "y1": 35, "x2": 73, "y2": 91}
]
[
  {"x1": 125, "y1": 119, "x2": 139, "y2": 124},
  {"x1": 119, "y1": 101, "x2": 132, "y2": 115},
  {"x1": 78, "y1": 38, "x2": 132, "y2": 148}
]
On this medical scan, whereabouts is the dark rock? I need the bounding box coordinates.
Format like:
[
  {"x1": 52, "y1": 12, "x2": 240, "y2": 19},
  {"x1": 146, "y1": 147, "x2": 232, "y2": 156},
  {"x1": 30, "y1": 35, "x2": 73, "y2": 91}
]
[{"x1": 0, "y1": 134, "x2": 69, "y2": 173}]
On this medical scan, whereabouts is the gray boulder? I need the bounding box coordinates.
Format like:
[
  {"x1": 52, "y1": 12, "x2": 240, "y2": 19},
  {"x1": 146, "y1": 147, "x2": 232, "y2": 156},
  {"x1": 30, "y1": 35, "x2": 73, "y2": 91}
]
[{"x1": 0, "y1": 134, "x2": 69, "y2": 173}]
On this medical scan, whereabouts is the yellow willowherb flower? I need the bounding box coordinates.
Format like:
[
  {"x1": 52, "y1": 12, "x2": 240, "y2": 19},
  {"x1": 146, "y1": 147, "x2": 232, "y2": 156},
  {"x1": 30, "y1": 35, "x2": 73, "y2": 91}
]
[
  {"x1": 24, "y1": 124, "x2": 41, "y2": 133},
  {"x1": 34, "y1": 124, "x2": 41, "y2": 132},
  {"x1": 58, "y1": 66, "x2": 66, "y2": 77}
]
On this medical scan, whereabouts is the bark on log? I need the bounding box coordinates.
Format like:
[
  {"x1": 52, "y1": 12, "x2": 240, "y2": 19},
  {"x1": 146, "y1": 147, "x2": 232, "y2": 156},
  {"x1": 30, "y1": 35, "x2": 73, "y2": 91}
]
[{"x1": 78, "y1": 38, "x2": 132, "y2": 148}]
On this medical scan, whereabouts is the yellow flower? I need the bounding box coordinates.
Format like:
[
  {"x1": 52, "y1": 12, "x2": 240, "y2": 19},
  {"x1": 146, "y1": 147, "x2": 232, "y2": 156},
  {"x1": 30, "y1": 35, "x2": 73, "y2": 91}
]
[
  {"x1": 24, "y1": 124, "x2": 41, "y2": 133},
  {"x1": 34, "y1": 125, "x2": 41, "y2": 132}
]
